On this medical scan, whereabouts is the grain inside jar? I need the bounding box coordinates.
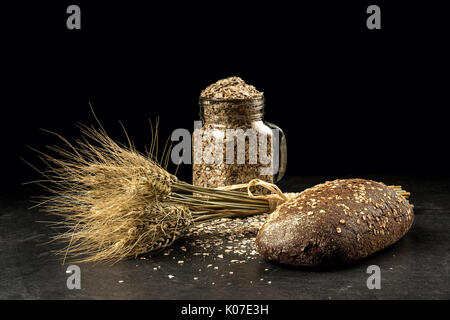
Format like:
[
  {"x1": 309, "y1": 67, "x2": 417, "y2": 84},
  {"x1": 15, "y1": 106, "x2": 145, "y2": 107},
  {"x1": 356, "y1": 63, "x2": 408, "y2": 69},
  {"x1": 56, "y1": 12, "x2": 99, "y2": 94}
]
[{"x1": 193, "y1": 77, "x2": 286, "y2": 193}]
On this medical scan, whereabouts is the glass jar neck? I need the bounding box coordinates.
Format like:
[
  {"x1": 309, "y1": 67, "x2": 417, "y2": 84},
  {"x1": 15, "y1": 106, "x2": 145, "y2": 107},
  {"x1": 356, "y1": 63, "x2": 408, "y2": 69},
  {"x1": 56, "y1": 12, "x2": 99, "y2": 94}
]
[{"x1": 199, "y1": 96, "x2": 265, "y2": 126}]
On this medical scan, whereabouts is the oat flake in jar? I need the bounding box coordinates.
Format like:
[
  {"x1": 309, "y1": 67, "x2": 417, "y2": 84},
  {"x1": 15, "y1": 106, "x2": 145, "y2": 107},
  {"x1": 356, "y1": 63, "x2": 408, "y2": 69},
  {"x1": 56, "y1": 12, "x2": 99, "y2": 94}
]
[{"x1": 192, "y1": 77, "x2": 287, "y2": 193}]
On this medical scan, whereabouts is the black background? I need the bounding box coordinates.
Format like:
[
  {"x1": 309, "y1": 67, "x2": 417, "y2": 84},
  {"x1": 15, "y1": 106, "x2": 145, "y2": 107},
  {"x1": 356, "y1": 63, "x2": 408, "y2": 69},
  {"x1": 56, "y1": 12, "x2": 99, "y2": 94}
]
[{"x1": 1, "y1": 1, "x2": 449, "y2": 194}]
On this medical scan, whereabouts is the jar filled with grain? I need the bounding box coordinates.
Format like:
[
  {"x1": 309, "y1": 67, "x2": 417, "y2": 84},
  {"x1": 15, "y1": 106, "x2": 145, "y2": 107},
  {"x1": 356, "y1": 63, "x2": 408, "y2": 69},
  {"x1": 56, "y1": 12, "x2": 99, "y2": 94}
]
[{"x1": 193, "y1": 77, "x2": 287, "y2": 193}]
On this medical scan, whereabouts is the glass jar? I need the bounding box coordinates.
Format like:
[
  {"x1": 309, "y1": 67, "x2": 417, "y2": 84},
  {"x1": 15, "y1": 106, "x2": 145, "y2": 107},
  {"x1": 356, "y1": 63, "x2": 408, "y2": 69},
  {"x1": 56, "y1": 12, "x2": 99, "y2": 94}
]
[{"x1": 192, "y1": 96, "x2": 287, "y2": 193}]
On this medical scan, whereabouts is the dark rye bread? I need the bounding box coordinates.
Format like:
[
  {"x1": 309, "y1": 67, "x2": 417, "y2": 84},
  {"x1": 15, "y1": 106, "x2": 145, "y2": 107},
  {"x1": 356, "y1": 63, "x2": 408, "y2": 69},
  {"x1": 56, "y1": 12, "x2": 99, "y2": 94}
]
[{"x1": 255, "y1": 179, "x2": 414, "y2": 267}]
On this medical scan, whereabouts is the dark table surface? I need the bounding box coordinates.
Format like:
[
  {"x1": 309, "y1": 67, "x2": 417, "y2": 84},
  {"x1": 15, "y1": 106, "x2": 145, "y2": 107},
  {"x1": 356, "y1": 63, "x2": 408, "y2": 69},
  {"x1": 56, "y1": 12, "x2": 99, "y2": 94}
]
[{"x1": 1, "y1": 174, "x2": 449, "y2": 300}]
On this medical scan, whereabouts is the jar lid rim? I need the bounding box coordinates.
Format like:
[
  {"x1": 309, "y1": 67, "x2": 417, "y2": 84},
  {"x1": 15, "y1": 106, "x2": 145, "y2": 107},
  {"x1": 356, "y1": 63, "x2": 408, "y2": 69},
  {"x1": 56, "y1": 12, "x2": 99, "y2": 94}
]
[{"x1": 199, "y1": 95, "x2": 264, "y2": 103}]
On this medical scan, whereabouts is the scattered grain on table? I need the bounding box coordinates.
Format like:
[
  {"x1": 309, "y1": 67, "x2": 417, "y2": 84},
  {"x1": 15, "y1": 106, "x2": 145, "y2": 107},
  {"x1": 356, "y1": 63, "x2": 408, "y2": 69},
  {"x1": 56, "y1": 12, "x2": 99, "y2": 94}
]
[{"x1": 148, "y1": 214, "x2": 272, "y2": 285}]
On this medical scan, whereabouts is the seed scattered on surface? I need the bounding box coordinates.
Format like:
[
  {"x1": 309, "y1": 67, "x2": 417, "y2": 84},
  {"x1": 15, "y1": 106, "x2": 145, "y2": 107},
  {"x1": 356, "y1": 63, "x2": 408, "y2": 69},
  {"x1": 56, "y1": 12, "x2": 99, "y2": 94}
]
[
  {"x1": 168, "y1": 275, "x2": 175, "y2": 279},
  {"x1": 177, "y1": 260, "x2": 184, "y2": 264},
  {"x1": 336, "y1": 227, "x2": 342, "y2": 233},
  {"x1": 193, "y1": 277, "x2": 199, "y2": 280},
  {"x1": 339, "y1": 219, "x2": 346, "y2": 224},
  {"x1": 151, "y1": 213, "x2": 269, "y2": 284},
  {"x1": 118, "y1": 280, "x2": 124, "y2": 283},
  {"x1": 307, "y1": 211, "x2": 314, "y2": 216}
]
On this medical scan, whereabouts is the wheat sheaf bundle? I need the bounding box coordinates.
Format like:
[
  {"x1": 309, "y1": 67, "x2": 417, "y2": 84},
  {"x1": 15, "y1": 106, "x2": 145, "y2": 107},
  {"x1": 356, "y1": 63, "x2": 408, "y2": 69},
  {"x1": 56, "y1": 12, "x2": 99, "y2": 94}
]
[{"x1": 28, "y1": 119, "x2": 282, "y2": 263}]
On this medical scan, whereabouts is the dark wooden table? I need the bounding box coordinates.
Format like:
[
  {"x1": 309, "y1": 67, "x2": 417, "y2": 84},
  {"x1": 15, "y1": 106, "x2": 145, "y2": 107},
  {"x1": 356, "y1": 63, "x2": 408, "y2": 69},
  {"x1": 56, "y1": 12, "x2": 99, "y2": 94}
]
[{"x1": 1, "y1": 174, "x2": 449, "y2": 299}]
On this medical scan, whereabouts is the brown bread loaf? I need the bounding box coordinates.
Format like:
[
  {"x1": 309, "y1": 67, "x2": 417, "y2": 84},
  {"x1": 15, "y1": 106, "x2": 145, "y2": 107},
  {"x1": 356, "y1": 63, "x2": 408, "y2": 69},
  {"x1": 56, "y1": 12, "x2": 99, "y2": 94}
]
[{"x1": 255, "y1": 179, "x2": 414, "y2": 267}]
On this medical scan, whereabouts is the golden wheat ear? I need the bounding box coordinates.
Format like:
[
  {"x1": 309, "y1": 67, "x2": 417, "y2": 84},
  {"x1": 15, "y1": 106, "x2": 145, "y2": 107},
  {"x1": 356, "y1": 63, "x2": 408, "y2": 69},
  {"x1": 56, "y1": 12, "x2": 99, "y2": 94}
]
[{"x1": 24, "y1": 110, "x2": 183, "y2": 262}]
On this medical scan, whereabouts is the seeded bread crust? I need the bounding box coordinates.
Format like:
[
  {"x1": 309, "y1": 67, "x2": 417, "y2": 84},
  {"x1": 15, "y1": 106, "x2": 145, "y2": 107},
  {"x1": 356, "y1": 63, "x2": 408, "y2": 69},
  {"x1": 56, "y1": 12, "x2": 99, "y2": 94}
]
[{"x1": 255, "y1": 179, "x2": 414, "y2": 267}]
